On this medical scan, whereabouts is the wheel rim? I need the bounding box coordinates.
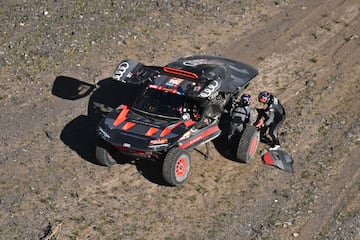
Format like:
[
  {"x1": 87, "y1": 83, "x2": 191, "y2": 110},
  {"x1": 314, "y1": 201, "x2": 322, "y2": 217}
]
[
  {"x1": 249, "y1": 135, "x2": 258, "y2": 156},
  {"x1": 175, "y1": 157, "x2": 187, "y2": 178}
]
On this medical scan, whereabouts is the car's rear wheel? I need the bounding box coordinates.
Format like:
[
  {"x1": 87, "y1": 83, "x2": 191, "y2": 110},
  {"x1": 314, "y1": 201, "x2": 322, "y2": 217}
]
[
  {"x1": 236, "y1": 124, "x2": 259, "y2": 163},
  {"x1": 95, "y1": 138, "x2": 118, "y2": 166},
  {"x1": 162, "y1": 148, "x2": 191, "y2": 186}
]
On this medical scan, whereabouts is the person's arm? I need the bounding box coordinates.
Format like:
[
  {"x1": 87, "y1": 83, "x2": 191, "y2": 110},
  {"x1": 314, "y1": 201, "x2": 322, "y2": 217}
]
[
  {"x1": 248, "y1": 107, "x2": 257, "y2": 124},
  {"x1": 264, "y1": 105, "x2": 275, "y2": 126}
]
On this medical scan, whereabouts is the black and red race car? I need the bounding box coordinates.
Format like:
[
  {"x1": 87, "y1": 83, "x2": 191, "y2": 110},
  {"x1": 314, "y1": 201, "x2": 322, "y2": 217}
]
[{"x1": 96, "y1": 55, "x2": 259, "y2": 185}]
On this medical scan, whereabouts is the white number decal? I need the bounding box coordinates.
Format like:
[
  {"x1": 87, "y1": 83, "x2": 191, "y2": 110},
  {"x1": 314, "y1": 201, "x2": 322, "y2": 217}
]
[{"x1": 113, "y1": 62, "x2": 130, "y2": 81}]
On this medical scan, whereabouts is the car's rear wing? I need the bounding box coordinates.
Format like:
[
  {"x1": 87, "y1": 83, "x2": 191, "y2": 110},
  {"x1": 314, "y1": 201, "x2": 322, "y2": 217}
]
[{"x1": 170, "y1": 55, "x2": 258, "y2": 93}]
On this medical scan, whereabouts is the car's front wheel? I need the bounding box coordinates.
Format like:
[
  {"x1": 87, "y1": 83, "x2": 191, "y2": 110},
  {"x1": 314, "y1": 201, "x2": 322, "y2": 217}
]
[
  {"x1": 95, "y1": 138, "x2": 118, "y2": 166},
  {"x1": 162, "y1": 148, "x2": 191, "y2": 186}
]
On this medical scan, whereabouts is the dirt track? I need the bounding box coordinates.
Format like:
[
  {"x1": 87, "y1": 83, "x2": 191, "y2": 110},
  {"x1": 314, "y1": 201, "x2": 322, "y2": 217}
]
[{"x1": 0, "y1": 0, "x2": 359, "y2": 239}]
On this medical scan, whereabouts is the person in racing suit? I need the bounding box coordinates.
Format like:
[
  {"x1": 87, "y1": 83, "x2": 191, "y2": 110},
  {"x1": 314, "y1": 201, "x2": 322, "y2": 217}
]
[
  {"x1": 228, "y1": 93, "x2": 255, "y2": 144},
  {"x1": 257, "y1": 91, "x2": 286, "y2": 150}
]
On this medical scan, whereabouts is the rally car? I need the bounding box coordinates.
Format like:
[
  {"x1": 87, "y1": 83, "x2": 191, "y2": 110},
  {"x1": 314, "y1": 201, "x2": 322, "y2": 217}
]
[{"x1": 96, "y1": 55, "x2": 259, "y2": 186}]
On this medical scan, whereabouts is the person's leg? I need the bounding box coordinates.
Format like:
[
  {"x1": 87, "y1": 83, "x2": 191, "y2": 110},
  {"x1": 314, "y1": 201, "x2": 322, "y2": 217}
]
[
  {"x1": 228, "y1": 123, "x2": 236, "y2": 142},
  {"x1": 269, "y1": 116, "x2": 284, "y2": 147},
  {"x1": 228, "y1": 123, "x2": 244, "y2": 144},
  {"x1": 235, "y1": 124, "x2": 244, "y2": 136},
  {"x1": 259, "y1": 126, "x2": 271, "y2": 143}
]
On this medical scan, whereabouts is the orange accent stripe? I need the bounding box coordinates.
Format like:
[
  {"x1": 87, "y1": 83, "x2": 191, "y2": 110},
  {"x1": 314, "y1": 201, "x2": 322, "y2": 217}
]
[
  {"x1": 160, "y1": 121, "x2": 184, "y2": 137},
  {"x1": 163, "y1": 66, "x2": 198, "y2": 79},
  {"x1": 113, "y1": 106, "x2": 130, "y2": 126},
  {"x1": 122, "y1": 122, "x2": 136, "y2": 131},
  {"x1": 145, "y1": 127, "x2": 159, "y2": 136},
  {"x1": 179, "y1": 125, "x2": 220, "y2": 149},
  {"x1": 184, "y1": 119, "x2": 196, "y2": 127},
  {"x1": 160, "y1": 127, "x2": 171, "y2": 137}
]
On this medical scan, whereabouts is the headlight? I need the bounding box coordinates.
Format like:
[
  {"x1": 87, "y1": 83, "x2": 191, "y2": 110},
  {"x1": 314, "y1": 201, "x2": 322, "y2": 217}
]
[{"x1": 98, "y1": 127, "x2": 110, "y2": 139}]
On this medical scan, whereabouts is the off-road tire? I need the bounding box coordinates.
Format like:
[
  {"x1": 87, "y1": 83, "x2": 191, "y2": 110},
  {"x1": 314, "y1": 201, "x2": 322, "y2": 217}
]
[
  {"x1": 95, "y1": 138, "x2": 118, "y2": 166},
  {"x1": 162, "y1": 148, "x2": 191, "y2": 186},
  {"x1": 236, "y1": 124, "x2": 259, "y2": 163}
]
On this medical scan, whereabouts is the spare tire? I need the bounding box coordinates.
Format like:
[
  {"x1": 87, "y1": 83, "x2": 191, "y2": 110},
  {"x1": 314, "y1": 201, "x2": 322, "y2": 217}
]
[{"x1": 236, "y1": 124, "x2": 259, "y2": 163}]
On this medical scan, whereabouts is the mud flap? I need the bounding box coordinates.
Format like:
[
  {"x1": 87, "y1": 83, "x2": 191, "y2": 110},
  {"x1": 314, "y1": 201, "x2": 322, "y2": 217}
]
[{"x1": 261, "y1": 149, "x2": 294, "y2": 173}]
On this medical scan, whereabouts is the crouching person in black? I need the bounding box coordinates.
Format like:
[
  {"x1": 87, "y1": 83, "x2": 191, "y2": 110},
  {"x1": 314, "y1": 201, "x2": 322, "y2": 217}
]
[{"x1": 228, "y1": 93, "x2": 255, "y2": 144}]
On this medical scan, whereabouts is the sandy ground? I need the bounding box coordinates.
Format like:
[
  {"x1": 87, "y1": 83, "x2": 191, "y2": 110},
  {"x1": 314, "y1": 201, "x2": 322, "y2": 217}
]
[{"x1": 0, "y1": 0, "x2": 359, "y2": 239}]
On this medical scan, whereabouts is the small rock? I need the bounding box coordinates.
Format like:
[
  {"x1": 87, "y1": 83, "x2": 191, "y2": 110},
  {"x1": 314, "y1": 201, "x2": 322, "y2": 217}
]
[
  {"x1": 274, "y1": 0, "x2": 289, "y2": 6},
  {"x1": 293, "y1": 232, "x2": 299, "y2": 237},
  {"x1": 45, "y1": 130, "x2": 54, "y2": 141},
  {"x1": 324, "y1": 85, "x2": 334, "y2": 92},
  {"x1": 305, "y1": 80, "x2": 315, "y2": 87}
]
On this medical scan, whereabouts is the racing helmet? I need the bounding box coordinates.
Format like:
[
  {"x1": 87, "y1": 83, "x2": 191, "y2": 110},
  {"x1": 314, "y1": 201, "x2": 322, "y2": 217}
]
[
  {"x1": 258, "y1": 91, "x2": 271, "y2": 104},
  {"x1": 240, "y1": 93, "x2": 251, "y2": 106}
]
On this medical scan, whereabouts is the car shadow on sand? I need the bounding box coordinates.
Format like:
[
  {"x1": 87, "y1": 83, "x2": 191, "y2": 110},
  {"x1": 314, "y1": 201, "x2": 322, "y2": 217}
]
[{"x1": 52, "y1": 76, "x2": 167, "y2": 185}]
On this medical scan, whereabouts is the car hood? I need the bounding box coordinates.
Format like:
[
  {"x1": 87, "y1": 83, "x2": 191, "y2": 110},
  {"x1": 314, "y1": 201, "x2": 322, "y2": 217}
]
[{"x1": 97, "y1": 106, "x2": 196, "y2": 151}]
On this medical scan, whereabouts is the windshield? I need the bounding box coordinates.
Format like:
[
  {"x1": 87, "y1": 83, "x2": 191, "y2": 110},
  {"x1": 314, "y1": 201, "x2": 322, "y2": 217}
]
[{"x1": 132, "y1": 88, "x2": 186, "y2": 119}]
